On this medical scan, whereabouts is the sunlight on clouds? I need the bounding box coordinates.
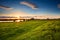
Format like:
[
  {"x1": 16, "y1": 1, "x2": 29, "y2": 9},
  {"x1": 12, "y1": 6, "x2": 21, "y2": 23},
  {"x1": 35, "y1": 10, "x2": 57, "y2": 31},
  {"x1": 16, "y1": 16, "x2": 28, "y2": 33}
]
[
  {"x1": 20, "y1": 1, "x2": 38, "y2": 10},
  {"x1": 0, "y1": 11, "x2": 35, "y2": 17},
  {"x1": 0, "y1": 11, "x2": 60, "y2": 19},
  {"x1": 58, "y1": 4, "x2": 60, "y2": 8}
]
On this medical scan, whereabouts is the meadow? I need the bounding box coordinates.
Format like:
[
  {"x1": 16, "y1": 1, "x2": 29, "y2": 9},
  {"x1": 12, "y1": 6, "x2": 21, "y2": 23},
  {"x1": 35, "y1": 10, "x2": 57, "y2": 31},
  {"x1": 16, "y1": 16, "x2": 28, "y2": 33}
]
[{"x1": 0, "y1": 19, "x2": 60, "y2": 40}]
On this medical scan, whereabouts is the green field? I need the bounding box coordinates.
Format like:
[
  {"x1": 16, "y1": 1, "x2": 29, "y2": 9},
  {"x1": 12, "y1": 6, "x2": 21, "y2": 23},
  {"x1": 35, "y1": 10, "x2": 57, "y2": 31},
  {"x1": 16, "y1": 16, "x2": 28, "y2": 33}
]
[{"x1": 0, "y1": 20, "x2": 60, "y2": 40}]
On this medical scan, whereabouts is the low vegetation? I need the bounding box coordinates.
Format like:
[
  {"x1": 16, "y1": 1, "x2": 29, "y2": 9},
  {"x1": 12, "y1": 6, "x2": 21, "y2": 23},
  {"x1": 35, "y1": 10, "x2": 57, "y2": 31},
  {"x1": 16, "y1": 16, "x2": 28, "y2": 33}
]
[{"x1": 0, "y1": 19, "x2": 60, "y2": 40}]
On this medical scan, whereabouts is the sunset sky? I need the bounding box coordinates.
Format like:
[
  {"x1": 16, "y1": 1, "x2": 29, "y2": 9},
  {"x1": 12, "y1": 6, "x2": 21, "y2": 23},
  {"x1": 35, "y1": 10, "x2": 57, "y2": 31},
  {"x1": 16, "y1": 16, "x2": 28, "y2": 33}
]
[{"x1": 0, "y1": 0, "x2": 60, "y2": 18}]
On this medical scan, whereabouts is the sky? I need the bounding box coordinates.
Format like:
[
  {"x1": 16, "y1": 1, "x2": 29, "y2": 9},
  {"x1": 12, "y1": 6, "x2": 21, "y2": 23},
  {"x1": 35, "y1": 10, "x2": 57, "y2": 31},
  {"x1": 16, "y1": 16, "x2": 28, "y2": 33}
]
[{"x1": 0, "y1": 0, "x2": 60, "y2": 18}]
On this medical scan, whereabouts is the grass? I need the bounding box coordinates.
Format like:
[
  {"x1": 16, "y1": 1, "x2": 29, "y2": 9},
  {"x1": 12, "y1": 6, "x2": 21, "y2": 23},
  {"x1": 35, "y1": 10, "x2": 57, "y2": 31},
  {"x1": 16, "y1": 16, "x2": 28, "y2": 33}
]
[{"x1": 0, "y1": 19, "x2": 60, "y2": 40}]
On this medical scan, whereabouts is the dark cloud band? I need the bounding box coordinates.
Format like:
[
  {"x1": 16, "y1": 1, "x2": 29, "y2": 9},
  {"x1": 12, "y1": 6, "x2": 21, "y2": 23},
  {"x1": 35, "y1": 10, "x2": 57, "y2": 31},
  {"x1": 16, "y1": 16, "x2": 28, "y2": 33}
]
[{"x1": 0, "y1": 5, "x2": 13, "y2": 10}]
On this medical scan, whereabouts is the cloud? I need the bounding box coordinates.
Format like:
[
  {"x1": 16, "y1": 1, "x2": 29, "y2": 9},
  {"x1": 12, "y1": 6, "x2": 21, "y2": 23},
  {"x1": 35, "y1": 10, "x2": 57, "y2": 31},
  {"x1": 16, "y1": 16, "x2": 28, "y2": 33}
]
[
  {"x1": 0, "y1": 5, "x2": 13, "y2": 10},
  {"x1": 20, "y1": 1, "x2": 38, "y2": 10},
  {"x1": 0, "y1": 11, "x2": 60, "y2": 19},
  {"x1": 58, "y1": 4, "x2": 60, "y2": 8}
]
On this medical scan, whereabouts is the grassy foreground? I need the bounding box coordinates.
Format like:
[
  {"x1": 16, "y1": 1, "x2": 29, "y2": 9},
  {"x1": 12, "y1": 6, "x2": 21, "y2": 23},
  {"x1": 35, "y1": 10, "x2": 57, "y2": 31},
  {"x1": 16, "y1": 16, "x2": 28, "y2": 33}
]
[{"x1": 0, "y1": 20, "x2": 60, "y2": 40}]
